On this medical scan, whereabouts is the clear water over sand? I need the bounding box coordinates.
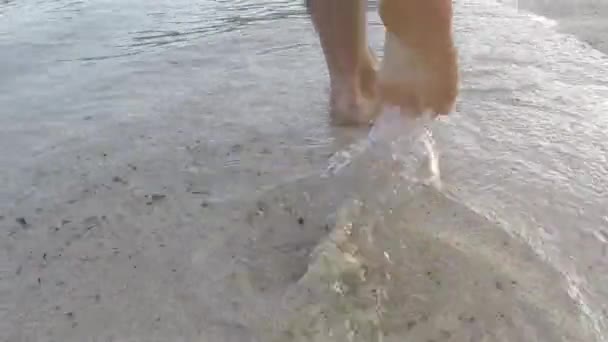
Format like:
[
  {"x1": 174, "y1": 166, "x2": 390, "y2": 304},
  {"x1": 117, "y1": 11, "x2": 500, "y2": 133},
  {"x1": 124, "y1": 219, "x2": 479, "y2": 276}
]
[{"x1": 1, "y1": 0, "x2": 607, "y2": 341}]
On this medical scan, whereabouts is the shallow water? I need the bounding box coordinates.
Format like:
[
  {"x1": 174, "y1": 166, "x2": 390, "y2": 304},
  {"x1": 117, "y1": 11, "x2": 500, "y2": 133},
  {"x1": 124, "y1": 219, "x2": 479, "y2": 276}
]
[{"x1": 1, "y1": 0, "x2": 607, "y2": 341}]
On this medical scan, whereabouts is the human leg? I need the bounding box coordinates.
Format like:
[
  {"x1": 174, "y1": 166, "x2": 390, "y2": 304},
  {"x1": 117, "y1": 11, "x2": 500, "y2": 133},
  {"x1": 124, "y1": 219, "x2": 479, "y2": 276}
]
[{"x1": 306, "y1": 0, "x2": 380, "y2": 125}]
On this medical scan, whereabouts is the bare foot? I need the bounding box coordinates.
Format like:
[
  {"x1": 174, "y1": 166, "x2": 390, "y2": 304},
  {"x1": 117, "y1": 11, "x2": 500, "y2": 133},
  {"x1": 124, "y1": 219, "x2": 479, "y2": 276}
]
[
  {"x1": 329, "y1": 49, "x2": 382, "y2": 126},
  {"x1": 377, "y1": 0, "x2": 459, "y2": 118}
]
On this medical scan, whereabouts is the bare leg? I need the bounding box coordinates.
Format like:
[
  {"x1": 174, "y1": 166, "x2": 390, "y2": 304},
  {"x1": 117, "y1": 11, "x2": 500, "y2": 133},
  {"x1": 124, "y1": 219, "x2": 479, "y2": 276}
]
[
  {"x1": 377, "y1": 0, "x2": 459, "y2": 117},
  {"x1": 306, "y1": 0, "x2": 380, "y2": 125}
]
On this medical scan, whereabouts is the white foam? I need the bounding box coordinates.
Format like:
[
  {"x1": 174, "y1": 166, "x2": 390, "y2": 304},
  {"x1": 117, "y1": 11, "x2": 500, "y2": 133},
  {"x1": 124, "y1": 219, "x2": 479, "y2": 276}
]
[
  {"x1": 369, "y1": 108, "x2": 442, "y2": 187},
  {"x1": 490, "y1": 0, "x2": 559, "y2": 27}
]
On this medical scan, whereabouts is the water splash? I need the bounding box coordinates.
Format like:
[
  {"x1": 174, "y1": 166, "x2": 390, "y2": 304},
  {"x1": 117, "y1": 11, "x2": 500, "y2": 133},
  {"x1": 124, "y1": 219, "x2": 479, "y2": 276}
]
[{"x1": 326, "y1": 107, "x2": 442, "y2": 189}]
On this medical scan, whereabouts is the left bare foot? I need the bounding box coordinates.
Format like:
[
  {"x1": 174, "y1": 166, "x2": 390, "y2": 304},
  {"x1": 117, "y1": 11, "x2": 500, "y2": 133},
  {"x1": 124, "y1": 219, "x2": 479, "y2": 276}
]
[{"x1": 329, "y1": 48, "x2": 381, "y2": 126}]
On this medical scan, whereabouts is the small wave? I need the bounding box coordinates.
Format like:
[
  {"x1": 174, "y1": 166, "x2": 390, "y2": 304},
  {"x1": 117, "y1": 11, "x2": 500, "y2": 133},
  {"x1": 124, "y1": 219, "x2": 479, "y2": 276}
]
[
  {"x1": 57, "y1": 52, "x2": 139, "y2": 62},
  {"x1": 495, "y1": 0, "x2": 559, "y2": 28},
  {"x1": 235, "y1": 105, "x2": 603, "y2": 341},
  {"x1": 247, "y1": 156, "x2": 597, "y2": 341}
]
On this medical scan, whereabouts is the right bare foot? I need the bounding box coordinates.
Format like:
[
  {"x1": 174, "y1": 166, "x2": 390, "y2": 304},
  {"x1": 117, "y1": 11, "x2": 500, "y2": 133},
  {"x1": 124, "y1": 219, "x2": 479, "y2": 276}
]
[{"x1": 377, "y1": 0, "x2": 459, "y2": 118}]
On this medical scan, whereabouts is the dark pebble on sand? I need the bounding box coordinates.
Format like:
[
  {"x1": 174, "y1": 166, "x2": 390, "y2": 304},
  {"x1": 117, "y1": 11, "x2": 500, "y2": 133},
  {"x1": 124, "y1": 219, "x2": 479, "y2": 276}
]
[
  {"x1": 128, "y1": 164, "x2": 138, "y2": 171},
  {"x1": 95, "y1": 294, "x2": 101, "y2": 303},
  {"x1": 15, "y1": 266, "x2": 22, "y2": 275},
  {"x1": 16, "y1": 217, "x2": 28, "y2": 227},
  {"x1": 407, "y1": 320, "x2": 417, "y2": 330},
  {"x1": 495, "y1": 281, "x2": 504, "y2": 291},
  {"x1": 256, "y1": 201, "x2": 267, "y2": 213},
  {"x1": 0, "y1": 215, "x2": 4, "y2": 221},
  {"x1": 83, "y1": 216, "x2": 100, "y2": 230},
  {"x1": 297, "y1": 217, "x2": 304, "y2": 225},
  {"x1": 112, "y1": 176, "x2": 127, "y2": 184},
  {"x1": 151, "y1": 194, "x2": 165, "y2": 201},
  {"x1": 201, "y1": 201, "x2": 209, "y2": 208}
]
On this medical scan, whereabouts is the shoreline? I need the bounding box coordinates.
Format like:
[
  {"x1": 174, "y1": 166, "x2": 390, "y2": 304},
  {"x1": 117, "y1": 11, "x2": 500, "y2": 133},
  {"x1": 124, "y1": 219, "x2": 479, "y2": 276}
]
[{"x1": 513, "y1": 0, "x2": 608, "y2": 53}]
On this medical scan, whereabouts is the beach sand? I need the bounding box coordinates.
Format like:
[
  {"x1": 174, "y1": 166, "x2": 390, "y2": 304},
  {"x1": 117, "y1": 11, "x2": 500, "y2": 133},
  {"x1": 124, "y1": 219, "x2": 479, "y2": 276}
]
[{"x1": 1, "y1": 0, "x2": 608, "y2": 341}]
